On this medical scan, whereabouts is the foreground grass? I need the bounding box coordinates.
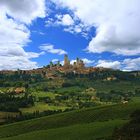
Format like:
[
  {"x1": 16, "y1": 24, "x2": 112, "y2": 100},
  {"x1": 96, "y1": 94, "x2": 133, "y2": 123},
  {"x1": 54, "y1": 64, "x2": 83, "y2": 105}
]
[
  {"x1": 0, "y1": 119, "x2": 126, "y2": 140},
  {"x1": 0, "y1": 98, "x2": 140, "y2": 139}
]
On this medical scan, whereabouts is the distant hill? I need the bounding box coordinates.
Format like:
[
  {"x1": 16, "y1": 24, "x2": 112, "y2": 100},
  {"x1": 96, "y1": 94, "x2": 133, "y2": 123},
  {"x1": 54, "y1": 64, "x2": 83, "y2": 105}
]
[{"x1": 0, "y1": 65, "x2": 139, "y2": 81}]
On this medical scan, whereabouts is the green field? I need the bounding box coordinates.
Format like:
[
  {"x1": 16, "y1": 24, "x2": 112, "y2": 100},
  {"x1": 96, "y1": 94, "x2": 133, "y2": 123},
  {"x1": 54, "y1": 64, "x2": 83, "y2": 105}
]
[
  {"x1": 31, "y1": 92, "x2": 57, "y2": 100},
  {"x1": 50, "y1": 80, "x2": 140, "y2": 93},
  {"x1": 0, "y1": 112, "x2": 19, "y2": 124},
  {"x1": 20, "y1": 102, "x2": 68, "y2": 114},
  {"x1": 82, "y1": 81, "x2": 140, "y2": 93},
  {"x1": 0, "y1": 97, "x2": 140, "y2": 140},
  {"x1": 0, "y1": 119, "x2": 126, "y2": 140}
]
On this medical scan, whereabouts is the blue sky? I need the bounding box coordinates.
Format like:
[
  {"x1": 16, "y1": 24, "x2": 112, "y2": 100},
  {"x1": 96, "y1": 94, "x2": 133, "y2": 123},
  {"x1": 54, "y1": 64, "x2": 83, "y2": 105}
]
[
  {"x1": 28, "y1": 19, "x2": 95, "y2": 66},
  {"x1": 0, "y1": 0, "x2": 140, "y2": 71},
  {"x1": 26, "y1": 4, "x2": 97, "y2": 67}
]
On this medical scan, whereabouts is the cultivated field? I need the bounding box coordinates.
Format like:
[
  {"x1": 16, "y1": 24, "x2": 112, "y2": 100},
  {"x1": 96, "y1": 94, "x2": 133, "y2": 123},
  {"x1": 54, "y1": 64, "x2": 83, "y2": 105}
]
[{"x1": 0, "y1": 97, "x2": 139, "y2": 140}]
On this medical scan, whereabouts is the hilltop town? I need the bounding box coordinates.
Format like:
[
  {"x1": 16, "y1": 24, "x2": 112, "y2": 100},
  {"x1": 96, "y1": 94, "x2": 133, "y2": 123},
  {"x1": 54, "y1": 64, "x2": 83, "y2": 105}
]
[
  {"x1": 48, "y1": 54, "x2": 88, "y2": 73},
  {"x1": 1, "y1": 55, "x2": 140, "y2": 81},
  {"x1": 0, "y1": 55, "x2": 110, "y2": 76}
]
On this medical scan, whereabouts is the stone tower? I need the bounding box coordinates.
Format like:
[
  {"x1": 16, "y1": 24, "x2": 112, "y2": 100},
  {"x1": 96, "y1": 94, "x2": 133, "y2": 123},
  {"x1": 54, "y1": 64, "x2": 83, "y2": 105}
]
[
  {"x1": 64, "y1": 54, "x2": 70, "y2": 67},
  {"x1": 50, "y1": 61, "x2": 53, "y2": 68},
  {"x1": 76, "y1": 57, "x2": 80, "y2": 66},
  {"x1": 76, "y1": 58, "x2": 85, "y2": 68}
]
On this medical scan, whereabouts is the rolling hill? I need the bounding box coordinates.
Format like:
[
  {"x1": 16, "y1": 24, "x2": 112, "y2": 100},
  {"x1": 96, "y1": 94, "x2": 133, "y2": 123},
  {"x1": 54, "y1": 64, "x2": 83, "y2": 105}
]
[{"x1": 0, "y1": 97, "x2": 140, "y2": 140}]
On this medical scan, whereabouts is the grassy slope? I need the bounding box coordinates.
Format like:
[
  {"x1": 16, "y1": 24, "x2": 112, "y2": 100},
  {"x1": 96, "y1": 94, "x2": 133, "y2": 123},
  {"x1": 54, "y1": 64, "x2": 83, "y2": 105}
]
[
  {"x1": 91, "y1": 81, "x2": 140, "y2": 93},
  {"x1": 0, "y1": 98, "x2": 139, "y2": 139},
  {"x1": 1, "y1": 120, "x2": 126, "y2": 140}
]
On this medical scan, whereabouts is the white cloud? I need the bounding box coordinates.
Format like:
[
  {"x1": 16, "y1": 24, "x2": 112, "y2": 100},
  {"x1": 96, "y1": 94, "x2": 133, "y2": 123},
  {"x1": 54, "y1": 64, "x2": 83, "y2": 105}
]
[
  {"x1": 46, "y1": 14, "x2": 74, "y2": 27},
  {"x1": 52, "y1": 59, "x2": 59, "y2": 63},
  {"x1": 63, "y1": 23, "x2": 90, "y2": 38},
  {"x1": 56, "y1": 14, "x2": 74, "y2": 26},
  {"x1": 96, "y1": 57, "x2": 140, "y2": 71},
  {"x1": 0, "y1": 0, "x2": 46, "y2": 24},
  {"x1": 0, "y1": 56, "x2": 38, "y2": 70},
  {"x1": 0, "y1": 0, "x2": 46, "y2": 70},
  {"x1": 82, "y1": 58, "x2": 94, "y2": 65},
  {"x1": 52, "y1": 0, "x2": 140, "y2": 56},
  {"x1": 40, "y1": 44, "x2": 67, "y2": 55},
  {"x1": 122, "y1": 57, "x2": 140, "y2": 71},
  {"x1": 96, "y1": 60, "x2": 121, "y2": 69},
  {"x1": 70, "y1": 60, "x2": 76, "y2": 65},
  {"x1": 46, "y1": 14, "x2": 90, "y2": 37}
]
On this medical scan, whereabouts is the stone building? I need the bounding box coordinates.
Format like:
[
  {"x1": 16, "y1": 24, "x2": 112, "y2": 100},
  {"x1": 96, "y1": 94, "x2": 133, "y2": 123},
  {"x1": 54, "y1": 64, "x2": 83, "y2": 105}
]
[
  {"x1": 64, "y1": 54, "x2": 70, "y2": 68},
  {"x1": 63, "y1": 55, "x2": 85, "y2": 69},
  {"x1": 76, "y1": 57, "x2": 85, "y2": 68}
]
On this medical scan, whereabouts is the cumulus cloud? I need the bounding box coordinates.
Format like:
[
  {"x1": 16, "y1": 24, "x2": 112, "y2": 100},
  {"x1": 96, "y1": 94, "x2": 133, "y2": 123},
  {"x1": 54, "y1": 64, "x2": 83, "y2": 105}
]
[
  {"x1": 0, "y1": 0, "x2": 46, "y2": 24},
  {"x1": 46, "y1": 14, "x2": 74, "y2": 27},
  {"x1": 122, "y1": 57, "x2": 140, "y2": 71},
  {"x1": 0, "y1": 0, "x2": 46, "y2": 70},
  {"x1": 96, "y1": 60, "x2": 121, "y2": 69},
  {"x1": 52, "y1": 0, "x2": 140, "y2": 56},
  {"x1": 82, "y1": 58, "x2": 94, "y2": 65},
  {"x1": 0, "y1": 56, "x2": 38, "y2": 70},
  {"x1": 96, "y1": 57, "x2": 140, "y2": 71},
  {"x1": 46, "y1": 13, "x2": 91, "y2": 37},
  {"x1": 55, "y1": 14, "x2": 74, "y2": 26},
  {"x1": 40, "y1": 44, "x2": 67, "y2": 55}
]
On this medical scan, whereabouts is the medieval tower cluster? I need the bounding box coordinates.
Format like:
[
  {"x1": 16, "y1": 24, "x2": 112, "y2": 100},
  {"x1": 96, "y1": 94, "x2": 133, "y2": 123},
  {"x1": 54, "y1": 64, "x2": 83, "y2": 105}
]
[
  {"x1": 64, "y1": 55, "x2": 85, "y2": 69},
  {"x1": 48, "y1": 55, "x2": 85, "y2": 72}
]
